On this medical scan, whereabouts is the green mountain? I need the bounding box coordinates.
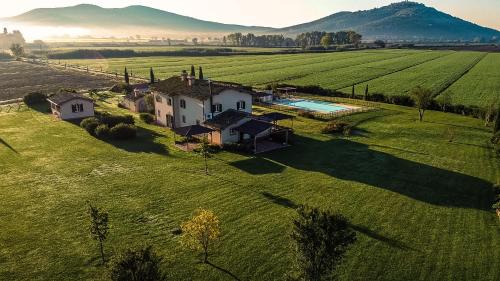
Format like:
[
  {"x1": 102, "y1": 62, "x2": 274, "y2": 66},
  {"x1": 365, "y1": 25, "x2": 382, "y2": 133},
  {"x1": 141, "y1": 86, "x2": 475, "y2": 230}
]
[
  {"x1": 276, "y1": 2, "x2": 500, "y2": 41},
  {"x1": 6, "y1": 4, "x2": 271, "y2": 34},
  {"x1": 5, "y1": 2, "x2": 499, "y2": 41}
]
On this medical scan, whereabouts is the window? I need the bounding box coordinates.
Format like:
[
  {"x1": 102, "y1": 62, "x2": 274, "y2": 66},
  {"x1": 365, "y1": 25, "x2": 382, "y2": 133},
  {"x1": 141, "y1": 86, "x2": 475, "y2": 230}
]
[
  {"x1": 237, "y1": 101, "x2": 246, "y2": 110},
  {"x1": 180, "y1": 99, "x2": 186, "y2": 109},
  {"x1": 167, "y1": 98, "x2": 172, "y2": 106},
  {"x1": 157, "y1": 110, "x2": 161, "y2": 117},
  {"x1": 155, "y1": 95, "x2": 162, "y2": 103},
  {"x1": 212, "y1": 103, "x2": 222, "y2": 113},
  {"x1": 230, "y1": 128, "x2": 237, "y2": 136},
  {"x1": 71, "y1": 103, "x2": 84, "y2": 113},
  {"x1": 182, "y1": 115, "x2": 186, "y2": 123}
]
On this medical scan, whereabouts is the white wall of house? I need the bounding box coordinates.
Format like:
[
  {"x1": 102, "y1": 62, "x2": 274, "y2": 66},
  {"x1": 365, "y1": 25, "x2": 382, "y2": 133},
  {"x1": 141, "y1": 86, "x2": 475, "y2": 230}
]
[
  {"x1": 153, "y1": 92, "x2": 175, "y2": 127},
  {"x1": 175, "y1": 95, "x2": 205, "y2": 127},
  {"x1": 51, "y1": 99, "x2": 94, "y2": 120},
  {"x1": 219, "y1": 117, "x2": 252, "y2": 144},
  {"x1": 203, "y1": 90, "x2": 253, "y2": 119}
]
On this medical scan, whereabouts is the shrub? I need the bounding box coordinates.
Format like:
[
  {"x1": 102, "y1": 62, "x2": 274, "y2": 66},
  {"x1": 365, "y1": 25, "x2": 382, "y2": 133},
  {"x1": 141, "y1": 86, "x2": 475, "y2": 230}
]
[
  {"x1": 110, "y1": 83, "x2": 133, "y2": 94},
  {"x1": 98, "y1": 113, "x2": 135, "y2": 127},
  {"x1": 110, "y1": 123, "x2": 137, "y2": 140},
  {"x1": 297, "y1": 110, "x2": 316, "y2": 119},
  {"x1": 109, "y1": 246, "x2": 167, "y2": 281},
  {"x1": 222, "y1": 143, "x2": 251, "y2": 153},
  {"x1": 94, "y1": 124, "x2": 110, "y2": 138},
  {"x1": 322, "y1": 120, "x2": 351, "y2": 134},
  {"x1": 139, "y1": 113, "x2": 155, "y2": 124},
  {"x1": 23, "y1": 92, "x2": 47, "y2": 105},
  {"x1": 80, "y1": 117, "x2": 101, "y2": 135}
]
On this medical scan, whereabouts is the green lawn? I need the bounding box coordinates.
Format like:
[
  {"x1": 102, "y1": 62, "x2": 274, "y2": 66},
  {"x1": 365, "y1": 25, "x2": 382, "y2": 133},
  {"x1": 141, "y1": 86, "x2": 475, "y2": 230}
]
[{"x1": 0, "y1": 97, "x2": 499, "y2": 281}]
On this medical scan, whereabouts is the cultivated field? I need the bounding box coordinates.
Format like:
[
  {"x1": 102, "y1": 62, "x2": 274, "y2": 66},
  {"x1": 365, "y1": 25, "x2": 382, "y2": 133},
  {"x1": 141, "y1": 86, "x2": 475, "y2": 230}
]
[
  {"x1": 0, "y1": 96, "x2": 498, "y2": 281},
  {"x1": 51, "y1": 49, "x2": 500, "y2": 107},
  {"x1": 0, "y1": 61, "x2": 117, "y2": 101}
]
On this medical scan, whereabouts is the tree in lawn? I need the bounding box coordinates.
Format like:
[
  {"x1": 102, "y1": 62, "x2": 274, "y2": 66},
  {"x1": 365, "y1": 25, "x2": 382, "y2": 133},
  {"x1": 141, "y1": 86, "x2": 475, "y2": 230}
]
[
  {"x1": 109, "y1": 246, "x2": 168, "y2": 281},
  {"x1": 289, "y1": 205, "x2": 356, "y2": 281},
  {"x1": 10, "y1": 43, "x2": 24, "y2": 57},
  {"x1": 181, "y1": 208, "x2": 221, "y2": 263},
  {"x1": 198, "y1": 136, "x2": 211, "y2": 175},
  {"x1": 88, "y1": 202, "x2": 109, "y2": 264},
  {"x1": 124, "y1": 67, "x2": 130, "y2": 85},
  {"x1": 410, "y1": 86, "x2": 433, "y2": 122},
  {"x1": 190, "y1": 65, "x2": 196, "y2": 77},
  {"x1": 150, "y1": 67, "x2": 155, "y2": 84},
  {"x1": 320, "y1": 34, "x2": 332, "y2": 49},
  {"x1": 199, "y1": 66, "x2": 204, "y2": 80},
  {"x1": 437, "y1": 91, "x2": 452, "y2": 112}
]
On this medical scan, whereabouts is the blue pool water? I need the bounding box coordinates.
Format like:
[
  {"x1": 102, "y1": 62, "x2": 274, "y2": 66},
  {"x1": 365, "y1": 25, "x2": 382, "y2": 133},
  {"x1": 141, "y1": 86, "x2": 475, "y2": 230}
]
[{"x1": 274, "y1": 99, "x2": 349, "y2": 113}]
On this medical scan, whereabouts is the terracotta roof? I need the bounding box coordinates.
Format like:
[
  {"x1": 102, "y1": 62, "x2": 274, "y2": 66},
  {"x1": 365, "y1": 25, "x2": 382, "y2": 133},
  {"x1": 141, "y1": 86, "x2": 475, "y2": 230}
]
[
  {"x1": 204, "y1": 109, "x2": 250, "y2": 130},
  {"x1": 234, "y1": 119, "x2": 273, "y2": 136},
  {"x1": 47, "y1": 92, "x2": 93, "y2": 105},
  {"x1": 151, "y1": 76, "x2": 254, "y2": 100}
]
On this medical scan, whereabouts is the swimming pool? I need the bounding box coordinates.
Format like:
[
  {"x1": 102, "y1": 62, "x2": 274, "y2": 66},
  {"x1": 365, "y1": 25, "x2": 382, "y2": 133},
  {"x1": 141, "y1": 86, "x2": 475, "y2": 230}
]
[{"x1": 273, "y1": 99, "x2": 349, "y2": 113}]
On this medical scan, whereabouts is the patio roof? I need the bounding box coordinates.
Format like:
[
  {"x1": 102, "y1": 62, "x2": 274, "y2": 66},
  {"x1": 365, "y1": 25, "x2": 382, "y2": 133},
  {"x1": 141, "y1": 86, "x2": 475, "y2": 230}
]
[
  {"x1": 258, "y1": 112, "x2": 294, "y2": 122},
  {"x1": 172, "y1": 125, "x2": 214, "y2": 137},
  {"x1": 234, "y1": 120, "x2": 273, "y2": 136}
]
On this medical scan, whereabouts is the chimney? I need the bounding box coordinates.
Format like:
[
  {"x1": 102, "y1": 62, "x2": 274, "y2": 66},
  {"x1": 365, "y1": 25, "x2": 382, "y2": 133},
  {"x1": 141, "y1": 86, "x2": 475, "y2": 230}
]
[
  {"x1": 180, "y1": 70, "x2": 188, "y2": 81},
  {"x1": 187, "y1": 75, "x2": 195, "y2": 86}
]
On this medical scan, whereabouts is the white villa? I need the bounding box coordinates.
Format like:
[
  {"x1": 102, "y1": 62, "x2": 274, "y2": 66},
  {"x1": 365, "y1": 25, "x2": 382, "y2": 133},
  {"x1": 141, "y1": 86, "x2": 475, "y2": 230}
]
[
  {"x1": 47, "y1": 92, "x2": 95, "y2": 120},
  {"x1": 152, "y1": 70, "x2": 292, "y2": 150}
]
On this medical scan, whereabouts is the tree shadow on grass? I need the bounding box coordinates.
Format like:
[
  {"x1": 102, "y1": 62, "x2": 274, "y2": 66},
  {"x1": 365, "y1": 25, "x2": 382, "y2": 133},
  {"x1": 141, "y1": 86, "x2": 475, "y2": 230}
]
[
  {"x1": 350, "y1": 224, "x2": 415, "y2": 251},
  {"x1": 0, "y1": 137, "x2": 18, "y2": 153},
  {"x1": 261, "y1": 192, "x2": 299, "y2": 209},
  {"x1": 206, "y1": 261, "x2": 242, "y2": 281},
  {"x1": 105, "y1": 126, "x2": 169, "y2": 155},
  {"x1": 229, "y1": 157, "x2": 286, "y2": 175},
  {"x1": 235, "y1": 135, "x2": 492, "y2": 210}
]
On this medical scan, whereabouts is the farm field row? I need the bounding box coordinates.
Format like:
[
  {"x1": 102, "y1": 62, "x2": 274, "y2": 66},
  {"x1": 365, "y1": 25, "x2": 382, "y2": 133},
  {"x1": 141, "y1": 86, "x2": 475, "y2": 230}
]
[
  {"x1": 437, "y1": 53, "x2": 500, "y2": 107},
  {"x1": 49, "y1": 49, "x2": 499, "y2": 107},
  {"x1": 340, "y1": 51, "x2": 487, "y2": 99}
]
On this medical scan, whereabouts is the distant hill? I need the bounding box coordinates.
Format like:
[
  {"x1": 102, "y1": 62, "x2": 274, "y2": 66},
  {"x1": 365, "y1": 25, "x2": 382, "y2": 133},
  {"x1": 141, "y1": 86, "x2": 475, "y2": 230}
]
[
  {"x1": 3, "y1": 2, "x2": 499, "y2": 41},
  {"x1": 276, "y1": 2, "x2": 500, "y2": 41},
  {"x1": 5, "y1": 4, "x2": 271, "y2": 35}
]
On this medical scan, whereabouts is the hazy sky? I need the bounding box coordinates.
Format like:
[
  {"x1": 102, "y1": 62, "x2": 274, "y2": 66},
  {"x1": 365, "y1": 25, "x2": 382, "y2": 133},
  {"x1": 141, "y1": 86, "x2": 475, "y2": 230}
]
[{"x1": 1, "y1": 0, "x2": 499, "y2": 30}]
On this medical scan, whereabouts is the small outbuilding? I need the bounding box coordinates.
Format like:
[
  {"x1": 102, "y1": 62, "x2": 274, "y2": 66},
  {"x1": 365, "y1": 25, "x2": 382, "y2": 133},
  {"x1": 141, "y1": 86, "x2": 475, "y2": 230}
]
[{"x1": 47, "y1": 92, "x2": 95, "y2": 120}]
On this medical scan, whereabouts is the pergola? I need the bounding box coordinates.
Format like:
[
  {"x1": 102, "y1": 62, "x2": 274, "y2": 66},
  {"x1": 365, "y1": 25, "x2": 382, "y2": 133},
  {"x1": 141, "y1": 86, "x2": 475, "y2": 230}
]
[
  {"x1": 172, "y1": 125, "x2": 214, "y2": 151},
  {"x1": 257, "y1": 112, "x2": 295, "y2": 129},
  {"x1": 234, "y1": 119, "x2": 290, "y2": 154},
  {"x1": 276, "y1": 87, "x2": 297, "y2": 98}
]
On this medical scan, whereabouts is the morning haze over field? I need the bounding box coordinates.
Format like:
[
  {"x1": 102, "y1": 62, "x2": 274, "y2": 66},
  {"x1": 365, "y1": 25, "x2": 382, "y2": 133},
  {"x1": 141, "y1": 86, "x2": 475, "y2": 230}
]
[{"x1": 0, "y1": 1, "x2": 499, "y2": 281}]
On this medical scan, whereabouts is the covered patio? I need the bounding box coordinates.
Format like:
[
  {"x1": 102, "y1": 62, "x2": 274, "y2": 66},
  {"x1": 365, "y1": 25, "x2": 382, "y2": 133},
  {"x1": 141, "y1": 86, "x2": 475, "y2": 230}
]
[
  {"x1": 276, "y1": 87, "x2": 297, "y2": 99},
  {"x1": 172, "y1": 125, "x2": 214, "y2": 151},
  {"x1": 257, "y1": 112, "x2": 295, "y2": 129},
  {"x1": 234, "y1": 119, "x2": 291, "y2": 154}
]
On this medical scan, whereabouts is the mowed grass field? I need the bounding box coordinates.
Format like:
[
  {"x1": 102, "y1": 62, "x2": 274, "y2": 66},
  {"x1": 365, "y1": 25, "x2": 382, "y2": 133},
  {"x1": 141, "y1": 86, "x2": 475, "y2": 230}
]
[
  {"x1": 0, "y1": 97, "x2": 499, "y2": 281},
  {"x1": 51, "y1": 49, "x2": 500, "y2": 107}
]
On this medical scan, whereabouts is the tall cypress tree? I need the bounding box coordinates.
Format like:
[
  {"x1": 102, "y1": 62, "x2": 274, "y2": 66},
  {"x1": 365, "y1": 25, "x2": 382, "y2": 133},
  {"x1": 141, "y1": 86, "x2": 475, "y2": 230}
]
[
  {"x1": 199, "y1": 66, "x2": 204, "y2": 80},
  {"x1": 150, "y1": 67, "x2": 155, "y2": 84},
  {"x1": 351, "y1": 85, "x2": 355, "y2": 99},
  {"x1": 124, "y1": 67, "x2": 130, "y2": 84},
  {"x1": 190, "y1": 65, "x2": 195, "y2": 77},
  {"x1": 364, "y1": 84, "x2": 369, "y2": 100},
  {"x1": 494, "y1": 108, "x2": 500, "y2": 134}
]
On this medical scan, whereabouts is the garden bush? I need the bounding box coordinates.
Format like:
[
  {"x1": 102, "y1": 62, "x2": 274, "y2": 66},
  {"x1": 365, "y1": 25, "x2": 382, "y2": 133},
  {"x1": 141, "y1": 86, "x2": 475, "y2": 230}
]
[
  {"x1": 98, "y1": 113, "x2": 135, "y2": 127},
  {"x1": 109, "y1": 123, "x2": 137, "y2": 140},
  {"x1": 139, "y1": 113, "x2": 155, "y2": 124},
  {"x1": 94, "y1": 124, "x2": 110, "y2": 138},
  {"x1": 80, "y1": 117, "x2": 101, "y2": 135},
  {"x1": 322, "y1": 120, "x2": 352, "y2": 134},
  {"x1": 23, "y1": 92, "x2": 47, "y2": 105},
  {"x1": 297, "y1": 110, "x2": 316, "y2": 119}
]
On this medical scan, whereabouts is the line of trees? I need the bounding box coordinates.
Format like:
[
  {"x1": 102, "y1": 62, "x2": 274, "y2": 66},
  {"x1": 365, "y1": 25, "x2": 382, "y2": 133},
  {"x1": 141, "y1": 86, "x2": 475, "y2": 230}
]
[{"x1": 224, "y1": 30, "x2": 363, "y2": 48}]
